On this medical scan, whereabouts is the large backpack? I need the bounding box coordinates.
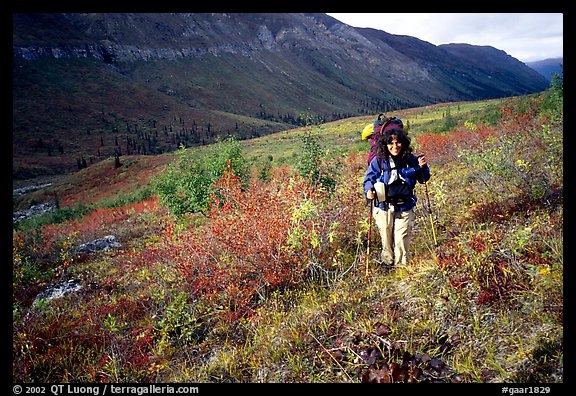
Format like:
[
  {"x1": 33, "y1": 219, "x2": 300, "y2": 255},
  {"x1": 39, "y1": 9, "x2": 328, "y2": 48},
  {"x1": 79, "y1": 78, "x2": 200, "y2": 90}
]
[{"x1": 367, "y1": 116, "x2": 404, "y2": 165}]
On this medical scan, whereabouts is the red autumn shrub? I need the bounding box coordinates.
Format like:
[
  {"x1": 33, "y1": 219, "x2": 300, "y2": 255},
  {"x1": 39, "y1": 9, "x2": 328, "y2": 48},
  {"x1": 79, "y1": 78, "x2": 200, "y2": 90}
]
[
  {"x1": 498, "y1": 96, "x2": 544, "y2": 133},
  {"x1": 414, "y1": 133, "x2": 455, "y2": 164},
  {"x1": 159, "y1": 164, "x2": 317, "y2": 314},
  {"x1": 436, "y1": 231, "x2": 530, "y2": 305},
  {"x1": 415, "y1": 123, "x2": 499, "y2": 165}
]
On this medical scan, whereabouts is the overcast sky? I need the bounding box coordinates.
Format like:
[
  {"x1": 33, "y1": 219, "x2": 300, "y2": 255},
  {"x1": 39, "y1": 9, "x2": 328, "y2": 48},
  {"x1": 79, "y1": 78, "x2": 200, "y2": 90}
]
[{"x1": 326, "y1": 13, "x2": 563, "y2": 63}]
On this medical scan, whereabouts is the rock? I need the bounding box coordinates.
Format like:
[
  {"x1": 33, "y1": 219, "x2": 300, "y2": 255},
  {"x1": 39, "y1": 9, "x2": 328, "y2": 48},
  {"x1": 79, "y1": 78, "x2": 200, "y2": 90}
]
[
  {"x1": 32, "y1": 279, "x2": 82, "y2": 306},
  {"x1": 13, "y1": 202, "x2": 57, "y2": 223},
  {"x1": 76, "y1": 235, "x2": 121, "y2": 254},
  {"x1": 13, "y1": 183, "x2": 53, "y2": 196}
]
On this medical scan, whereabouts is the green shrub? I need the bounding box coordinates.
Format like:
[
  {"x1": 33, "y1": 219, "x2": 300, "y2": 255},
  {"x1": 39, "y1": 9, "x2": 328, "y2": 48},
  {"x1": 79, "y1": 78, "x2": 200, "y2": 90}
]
[
  {"x1": 153, "y1": 146, "x2": 212, "y2": 217},
  {"x1": 541, "y1": 67, "x2": 563, "y2": 124},
  {"x1": 153, "y1": 137, "x2": 249, "y2": 217},
  {"x1": 297, "y1": 130, "x2": 339, "y2": 192},
  {"x1": 207, "y1": 136, "x2": 249, "y2": 186}
]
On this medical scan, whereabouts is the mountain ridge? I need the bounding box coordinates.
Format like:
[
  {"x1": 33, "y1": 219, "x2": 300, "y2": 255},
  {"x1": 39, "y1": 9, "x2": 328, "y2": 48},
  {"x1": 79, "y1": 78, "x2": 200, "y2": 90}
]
[{"x1": 13, "y1": 13, "x2": 551, "y2": 179}]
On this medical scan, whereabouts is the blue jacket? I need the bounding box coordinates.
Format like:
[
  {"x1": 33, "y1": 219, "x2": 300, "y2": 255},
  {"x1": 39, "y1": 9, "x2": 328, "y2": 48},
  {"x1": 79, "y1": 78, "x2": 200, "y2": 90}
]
[{"x1": 363, "y1": 154, "x2": 430, "y2": 212}]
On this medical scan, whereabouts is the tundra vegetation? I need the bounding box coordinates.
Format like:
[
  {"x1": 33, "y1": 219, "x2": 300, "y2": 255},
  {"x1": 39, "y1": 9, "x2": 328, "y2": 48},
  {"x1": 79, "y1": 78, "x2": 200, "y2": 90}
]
[{"x1": 13, "y1": 74, "x2": 563, "y2": 383}]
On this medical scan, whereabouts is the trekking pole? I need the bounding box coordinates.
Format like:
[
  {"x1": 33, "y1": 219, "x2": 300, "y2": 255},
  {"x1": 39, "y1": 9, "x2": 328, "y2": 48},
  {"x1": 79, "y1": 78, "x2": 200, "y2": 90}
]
[
  {"x1": 423, "y1": 180, "x2": 438, "y2": 247},
  {"x1": 366, "y1": 197, "x2": 373, "y2": 277}
]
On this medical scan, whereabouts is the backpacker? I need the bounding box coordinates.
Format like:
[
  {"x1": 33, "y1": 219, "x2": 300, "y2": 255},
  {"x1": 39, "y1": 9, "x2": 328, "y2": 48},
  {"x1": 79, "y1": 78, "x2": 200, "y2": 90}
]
[{"x1": 366, "y1": 116, "x2": 404, "y2": 165}]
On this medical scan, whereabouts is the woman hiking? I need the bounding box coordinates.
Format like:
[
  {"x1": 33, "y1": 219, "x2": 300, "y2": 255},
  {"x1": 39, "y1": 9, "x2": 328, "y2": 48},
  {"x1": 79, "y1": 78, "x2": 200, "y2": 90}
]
[{"x1": 363, "y1": 126, "x2": 430, "y2": 267}]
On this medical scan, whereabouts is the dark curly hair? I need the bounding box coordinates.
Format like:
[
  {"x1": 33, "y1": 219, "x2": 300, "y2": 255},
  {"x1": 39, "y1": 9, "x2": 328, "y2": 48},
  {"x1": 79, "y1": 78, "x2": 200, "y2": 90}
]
[{"x1": 371, "y1": 126, "x2": 413, "y2": 161}]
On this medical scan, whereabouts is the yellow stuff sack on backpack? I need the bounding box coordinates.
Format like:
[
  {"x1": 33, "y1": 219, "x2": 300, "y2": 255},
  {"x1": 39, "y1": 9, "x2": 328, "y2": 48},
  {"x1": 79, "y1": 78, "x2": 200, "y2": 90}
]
[{"x1": 361, "y1": 124, "x2": 374, "y2": 140}]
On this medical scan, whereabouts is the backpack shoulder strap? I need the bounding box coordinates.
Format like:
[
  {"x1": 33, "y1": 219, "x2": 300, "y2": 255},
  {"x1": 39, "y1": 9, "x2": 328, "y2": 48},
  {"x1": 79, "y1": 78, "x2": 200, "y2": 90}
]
[{"x1": 378, "y1": 157, "x2": 391, "y2": 174}]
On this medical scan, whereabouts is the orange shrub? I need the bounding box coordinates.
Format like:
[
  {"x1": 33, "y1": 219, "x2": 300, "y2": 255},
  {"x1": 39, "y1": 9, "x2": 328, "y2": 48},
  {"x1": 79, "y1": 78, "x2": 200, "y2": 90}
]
[
  {"x1": 415, "y1": 124, "x2": 499, "y2": 165},
  {"x1": 162, "y1": 165, "x2": 317, "y2": 314}
]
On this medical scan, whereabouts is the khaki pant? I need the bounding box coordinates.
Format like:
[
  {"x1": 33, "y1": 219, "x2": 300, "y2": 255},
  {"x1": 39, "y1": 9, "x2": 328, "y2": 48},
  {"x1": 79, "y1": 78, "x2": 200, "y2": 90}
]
[{"x1": 372, "y1": 205, "x2": 415, "y2": 266}]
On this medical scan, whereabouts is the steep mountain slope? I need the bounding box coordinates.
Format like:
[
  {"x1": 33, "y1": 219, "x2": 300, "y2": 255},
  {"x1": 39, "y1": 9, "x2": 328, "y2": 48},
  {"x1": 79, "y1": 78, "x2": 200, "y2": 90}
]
[{"x1": 12, "y1": 13, "x2": 550, "y2": 179}]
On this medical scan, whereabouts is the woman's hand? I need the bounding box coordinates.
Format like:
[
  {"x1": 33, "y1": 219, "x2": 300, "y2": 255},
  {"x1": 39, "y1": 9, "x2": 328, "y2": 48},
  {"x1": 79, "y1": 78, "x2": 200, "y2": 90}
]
[
  {"x1": 418, "y1": 154, "x2": 427, "y2": 167},
  {"x1": 366, "y1": 189, "x2": 375, "y2": 200}
]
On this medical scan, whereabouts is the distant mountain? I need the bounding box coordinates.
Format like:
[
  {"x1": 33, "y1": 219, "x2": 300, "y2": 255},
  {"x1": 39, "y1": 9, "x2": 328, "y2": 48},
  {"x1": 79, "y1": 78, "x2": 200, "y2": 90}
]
[
  {"x1": 525, "y1": 57, "x2": 563, "y2": 81},
  {"x1": 12, "y1": 13, "x2": 551, "y2": 179}
]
